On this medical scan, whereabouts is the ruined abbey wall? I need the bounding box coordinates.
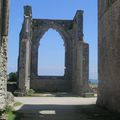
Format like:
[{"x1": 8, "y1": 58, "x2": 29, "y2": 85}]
[
  {"x1": 18, "y1": 6, "x2": 89, "y2": 95},
  {"x1": 97, "y1": 0, "x2": 120, "y2": 112},
  {"x1": 0, "y1": 0, "x2": 9, "y2": 110}
]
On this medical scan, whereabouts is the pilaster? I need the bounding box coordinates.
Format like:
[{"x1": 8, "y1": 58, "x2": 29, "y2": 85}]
[
  {"x1": 18, "y1": 6, "x2": 32, "y2": 94},
  {"x1": 72, "y1": 10, "x2": 90, "y2": 94}
]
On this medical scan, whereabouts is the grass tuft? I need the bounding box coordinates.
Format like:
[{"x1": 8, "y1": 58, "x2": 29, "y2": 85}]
[
  {"x1": 5, "y1": 106, "x2": 16, "y2": 120},
  {"x1": 13, "y1": 102, "x2": 22, "y2": 107}
]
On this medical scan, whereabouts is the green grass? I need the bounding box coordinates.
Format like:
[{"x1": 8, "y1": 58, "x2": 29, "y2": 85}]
[
  {"x1": 13, "y1": 102, "x2": 22, "y2": 107},
  {"x1": 5, "y1": 106, "x2": 16, "y2": 120},
  {"x1": 4, "y1": 102, "x2": 23, "y2": 120},
  {"x1": 7, "y1": 111, "x2": 16, "y2": 120}
]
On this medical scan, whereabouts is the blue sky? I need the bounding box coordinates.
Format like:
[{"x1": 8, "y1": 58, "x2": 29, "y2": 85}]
[{"x1": 8, "y1": 0, "x2": 98, "y2": 79}]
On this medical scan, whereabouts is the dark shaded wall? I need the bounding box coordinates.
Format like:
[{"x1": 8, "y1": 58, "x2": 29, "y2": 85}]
[{"x1": 97, "y1": 0, "x2": 120, "y2": 112}]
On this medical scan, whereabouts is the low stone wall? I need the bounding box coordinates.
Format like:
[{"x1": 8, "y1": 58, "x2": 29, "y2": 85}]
[{"x1": 30, "y1": 76, "x2": 72, "y2": 92}]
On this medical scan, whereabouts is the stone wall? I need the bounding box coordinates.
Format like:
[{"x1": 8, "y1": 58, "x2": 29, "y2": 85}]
[
  {"x1": 18, "y1": 6, "x2": 89, "y2": 95},
  {"x1": 72, "y1": 11, "x2": 89, "y2": 94},
  {"x1": 97, "y1": 0, "x2": 120, "y2": 112},
  {"x1": 31, "y1": 76, "x2": 71, "y2": 92},
  {"x1": 0, "y1": 0, "x2": 9, "y2": 110}
]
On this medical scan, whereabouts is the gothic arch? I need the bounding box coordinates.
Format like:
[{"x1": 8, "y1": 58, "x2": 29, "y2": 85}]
[
  {"x1": 32, "y1": 19, "x2": 72, "y2": 48},
  {"x1": 37, "y1": 29, "x2": 65, "y2": 76}
]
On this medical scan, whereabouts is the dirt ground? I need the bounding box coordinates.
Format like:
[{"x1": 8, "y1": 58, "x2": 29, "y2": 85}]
[{"x1": 13, "y1": 96, "x2": 120, "y2": 120}]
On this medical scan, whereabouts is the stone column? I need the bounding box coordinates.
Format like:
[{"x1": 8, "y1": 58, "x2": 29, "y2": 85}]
[
  {"x1": 72, "y1": 10, "x2": 89, "y2": 94},
  {"x1": 0, "y1": 0, "x2": 9, "y2": 110},
  {"x1": 18, "y1": 6, "x2": 32, "y2": 94}
]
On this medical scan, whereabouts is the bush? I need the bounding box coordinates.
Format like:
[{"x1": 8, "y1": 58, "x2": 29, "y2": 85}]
[
  {"x1": 27, "y1": 89, "x2": 35, "y2": 96},
  {"x1": 0, "y1": 106, "x2": 16, "y2": 120},
  {"x1": 5, "y1": 106, "x2": 16, "y2": 120},
  {"x1": 8, "y1": 72, "x2": 17, "y2": 82}
]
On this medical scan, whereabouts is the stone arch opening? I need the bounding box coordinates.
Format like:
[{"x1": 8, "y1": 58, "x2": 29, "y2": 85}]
[
  {"x1": 30, "y1": 24, "x2": 71, "y2": 91},
  {"x1": 38, "y1": 28, "x2": 65, "y2": 76}
]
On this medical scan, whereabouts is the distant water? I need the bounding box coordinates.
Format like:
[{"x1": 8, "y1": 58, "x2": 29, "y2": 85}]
[{"x1": 89, "y1": 79, "x2": 98, "y2": 84}]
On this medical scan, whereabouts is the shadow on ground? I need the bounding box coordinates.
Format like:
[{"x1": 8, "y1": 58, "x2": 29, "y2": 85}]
[{"x1": 14, "y1": 104, "x2": 120, "y2": 120}]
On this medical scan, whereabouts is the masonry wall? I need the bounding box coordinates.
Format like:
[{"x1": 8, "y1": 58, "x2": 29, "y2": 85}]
[
  {"x1": 31, "y1": 76, "x2": 71, "y2": 92},
  {"x1": 97, "y1": 0, "x2": 120, "y2": 112},
  {"x1": 72, "y1": 11, "x2": 89, "y2": 94},
  {"x1": 18, "y1": 6, "x2": 89, "y2": 95},
  {"x1": 0, "y1": 0, "x2": 9, "y2": 110}
]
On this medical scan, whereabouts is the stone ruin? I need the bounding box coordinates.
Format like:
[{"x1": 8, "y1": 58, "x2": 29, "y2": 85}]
[
  {"x1": 1, "y1": 0, "x2": 120, "y2": 114},
  {"x1": 18, "y1": 6, "x2": 89, "y2": 95},
  {"x1": 0, "y1": 0, "x2": 9, "y2": 110}
]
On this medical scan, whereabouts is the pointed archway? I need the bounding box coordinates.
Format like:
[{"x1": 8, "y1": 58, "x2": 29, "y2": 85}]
[{"x1": 38, "y1": 29, "x2": 65, "y2": 76}]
